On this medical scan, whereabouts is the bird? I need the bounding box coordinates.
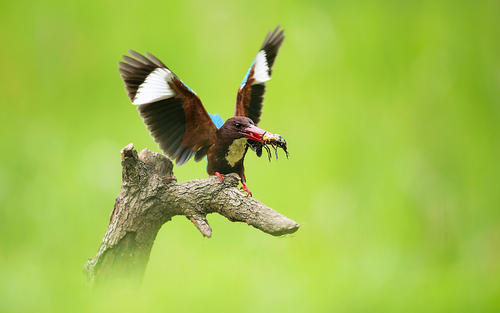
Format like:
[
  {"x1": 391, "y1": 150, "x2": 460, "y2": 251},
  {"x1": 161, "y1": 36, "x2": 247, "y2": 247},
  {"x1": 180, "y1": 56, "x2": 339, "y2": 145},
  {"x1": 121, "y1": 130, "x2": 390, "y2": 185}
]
[{"x1": 118, "y1": 26, "x2": 286, "y2": 196}]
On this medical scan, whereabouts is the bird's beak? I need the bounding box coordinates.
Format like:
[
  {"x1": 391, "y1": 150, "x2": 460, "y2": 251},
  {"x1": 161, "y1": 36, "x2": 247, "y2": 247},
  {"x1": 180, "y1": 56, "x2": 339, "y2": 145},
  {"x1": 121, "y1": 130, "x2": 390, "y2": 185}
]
[{"x1": 243, "y1": 125, "x2": 267, "y2": 143}]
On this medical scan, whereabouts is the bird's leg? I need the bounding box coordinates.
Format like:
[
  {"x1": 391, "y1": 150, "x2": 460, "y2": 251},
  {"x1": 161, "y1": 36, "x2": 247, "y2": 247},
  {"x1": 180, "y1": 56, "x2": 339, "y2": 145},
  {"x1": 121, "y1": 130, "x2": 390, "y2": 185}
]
[
  {"x1": 240, "y1": 181, "x2": 253, "y2": 197},
  {"x1": 215, "y1": 172, "x2": 224, "y2": 182},
  {"x1": 216, "y1": 171, "x2": 251, "y2": 196}
]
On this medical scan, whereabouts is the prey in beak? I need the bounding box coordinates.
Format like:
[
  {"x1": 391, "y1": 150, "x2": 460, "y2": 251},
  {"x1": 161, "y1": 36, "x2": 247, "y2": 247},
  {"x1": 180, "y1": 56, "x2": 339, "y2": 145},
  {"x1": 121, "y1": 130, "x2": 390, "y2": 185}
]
[
  {"x1": 243, "y1": 124, "x2": 289, "y2": 161},
  {"x1": 212, "y1": 116, "x2": 290, "y2": 197}
]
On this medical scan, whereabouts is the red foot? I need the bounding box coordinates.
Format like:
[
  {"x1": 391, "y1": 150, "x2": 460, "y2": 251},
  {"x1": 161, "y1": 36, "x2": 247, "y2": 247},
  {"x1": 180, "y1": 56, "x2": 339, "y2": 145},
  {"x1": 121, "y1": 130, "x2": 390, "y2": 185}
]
[
  {"x1": 240, "y1": 182, "x2": 253, "y2": 197},
  {"x1": 215, "y1": 172, "x2": 224, "y2": 182}
]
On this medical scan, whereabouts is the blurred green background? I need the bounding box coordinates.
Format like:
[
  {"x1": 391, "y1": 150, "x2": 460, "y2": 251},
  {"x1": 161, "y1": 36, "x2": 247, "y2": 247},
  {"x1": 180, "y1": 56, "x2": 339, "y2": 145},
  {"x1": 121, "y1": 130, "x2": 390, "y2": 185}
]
[{"x1": 1, "y1": 0, "x2": 499, "y2": 312}]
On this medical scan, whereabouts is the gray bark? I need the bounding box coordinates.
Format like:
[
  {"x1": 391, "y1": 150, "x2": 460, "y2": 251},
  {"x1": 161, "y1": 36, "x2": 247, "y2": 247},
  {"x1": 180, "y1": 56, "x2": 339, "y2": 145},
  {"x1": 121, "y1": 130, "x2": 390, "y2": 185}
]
[{"x1": 84, "y1": 143, "x2": 299, "y2": 283}]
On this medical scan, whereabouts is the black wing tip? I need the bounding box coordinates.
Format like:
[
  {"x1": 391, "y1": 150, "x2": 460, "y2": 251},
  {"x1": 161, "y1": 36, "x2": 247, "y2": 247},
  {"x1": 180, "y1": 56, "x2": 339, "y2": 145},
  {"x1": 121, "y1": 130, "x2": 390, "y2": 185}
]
[
  {"x1": 118, "y1": 50, "x2": 166, "y2": 101},
  {"x1": 259, "y1": 25, "x2": 285, "y2": 71},
  {"x1": 122, "y1": 50, "x2": 161, "y2": 68},
  {"x1": 127, "y1": 49, "x2": 146, "y2": 60},
  {"x1": 194, "y1": 147, "x2": 209, "y2": 162},
  {"x1": 175, "y1": 148, "x2": 195, "y2": 166},
  {"x1": 145, "y1": 51, "x2": 168, "y2": 68},
  {"x1": 261, "y1": 25, "x2": 285, "y2": 51}
]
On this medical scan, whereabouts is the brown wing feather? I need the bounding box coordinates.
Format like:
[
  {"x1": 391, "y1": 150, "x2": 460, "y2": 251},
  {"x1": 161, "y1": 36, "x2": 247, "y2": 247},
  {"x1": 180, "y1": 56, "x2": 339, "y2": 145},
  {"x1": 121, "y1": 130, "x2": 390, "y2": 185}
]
[{"x1": 119, "y1": 50, "x2": 217, "y2": 165}]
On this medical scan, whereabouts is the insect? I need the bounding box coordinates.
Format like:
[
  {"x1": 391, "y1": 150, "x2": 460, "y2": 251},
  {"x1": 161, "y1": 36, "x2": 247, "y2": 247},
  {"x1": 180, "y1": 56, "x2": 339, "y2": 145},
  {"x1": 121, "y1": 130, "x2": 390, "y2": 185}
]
[{"x1": 251, "y1": 132, "x2": 289, "y2": 162}]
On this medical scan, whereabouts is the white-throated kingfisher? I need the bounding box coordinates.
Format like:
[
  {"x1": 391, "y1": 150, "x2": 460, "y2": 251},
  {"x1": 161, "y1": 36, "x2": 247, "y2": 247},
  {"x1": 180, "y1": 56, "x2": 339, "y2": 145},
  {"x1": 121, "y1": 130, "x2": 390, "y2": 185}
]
[{"x1": 118, "y1": 26, "x2": 287, "y2": 196}]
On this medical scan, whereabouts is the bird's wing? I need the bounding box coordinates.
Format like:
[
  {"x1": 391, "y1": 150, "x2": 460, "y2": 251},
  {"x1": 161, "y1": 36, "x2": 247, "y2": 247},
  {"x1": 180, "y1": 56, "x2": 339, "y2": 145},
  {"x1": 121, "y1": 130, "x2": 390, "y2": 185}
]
[
  {"x1": 234, "y1": 26, "x2": 285, "y2": 125},
  {"x1": 119, "y1": 50, "x2": 217, "y2": 165}
]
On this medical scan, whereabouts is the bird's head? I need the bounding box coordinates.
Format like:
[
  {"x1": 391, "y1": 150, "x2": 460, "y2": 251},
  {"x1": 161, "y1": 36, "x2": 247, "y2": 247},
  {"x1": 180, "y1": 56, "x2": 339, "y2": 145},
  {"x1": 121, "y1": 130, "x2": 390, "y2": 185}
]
[
  {"x1": 219, "y1": 116, "x2": 289, "y2": 160},
  {"x1": 221, "y1": 116, "x2": 268, "y2": 142}
]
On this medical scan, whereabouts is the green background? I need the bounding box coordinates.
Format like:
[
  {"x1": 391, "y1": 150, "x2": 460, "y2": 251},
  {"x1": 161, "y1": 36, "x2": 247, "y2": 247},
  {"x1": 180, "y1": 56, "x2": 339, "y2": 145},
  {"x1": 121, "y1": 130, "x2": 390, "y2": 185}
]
[{"x1": 1, "y1": 0, "x2": 499, "y2": 312}]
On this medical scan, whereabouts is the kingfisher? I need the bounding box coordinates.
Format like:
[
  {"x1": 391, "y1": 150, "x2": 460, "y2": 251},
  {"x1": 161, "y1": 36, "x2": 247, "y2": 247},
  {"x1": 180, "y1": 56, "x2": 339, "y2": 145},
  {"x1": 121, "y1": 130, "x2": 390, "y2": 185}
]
[{"x1": 118, "y1": 26, "x2": 287, "y2": 196}]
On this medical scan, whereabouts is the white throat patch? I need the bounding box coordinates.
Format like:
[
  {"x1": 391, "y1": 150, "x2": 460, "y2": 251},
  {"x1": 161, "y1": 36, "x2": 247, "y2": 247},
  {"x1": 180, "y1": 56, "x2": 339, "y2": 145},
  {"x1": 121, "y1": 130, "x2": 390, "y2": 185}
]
[{"x1": 225, "y1": 138, "x2": 248, "y2": 166}]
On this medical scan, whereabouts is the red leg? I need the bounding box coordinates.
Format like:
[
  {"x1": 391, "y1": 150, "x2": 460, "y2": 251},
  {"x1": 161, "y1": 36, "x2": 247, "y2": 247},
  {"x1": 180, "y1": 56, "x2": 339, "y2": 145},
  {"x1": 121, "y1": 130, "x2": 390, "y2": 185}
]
[
  {"x1": 240, "y1": 181, "x2": 253, "y2": 197},
  {"x1": 215, "y1": 172, "x2": 224, "y2": 182}
]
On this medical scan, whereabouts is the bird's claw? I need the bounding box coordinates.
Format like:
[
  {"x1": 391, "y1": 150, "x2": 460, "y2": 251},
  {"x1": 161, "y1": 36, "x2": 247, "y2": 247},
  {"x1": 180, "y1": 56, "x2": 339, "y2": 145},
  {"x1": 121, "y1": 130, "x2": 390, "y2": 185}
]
[
  {"x1": 215, "y1": 172, "x2": 224, "y2": 182},
  {"x1": 216, "y1": 172, "x2": 252, "y2": 196},
  {"x1": 240, "y1": 182, "x2": 253, "y2": 197}
]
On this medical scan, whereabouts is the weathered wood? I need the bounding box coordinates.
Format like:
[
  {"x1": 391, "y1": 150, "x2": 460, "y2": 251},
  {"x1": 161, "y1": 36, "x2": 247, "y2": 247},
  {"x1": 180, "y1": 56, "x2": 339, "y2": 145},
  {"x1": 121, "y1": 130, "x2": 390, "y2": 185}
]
[{"x1": 84, "y1": 143, "x2": 299, "y2": 283}]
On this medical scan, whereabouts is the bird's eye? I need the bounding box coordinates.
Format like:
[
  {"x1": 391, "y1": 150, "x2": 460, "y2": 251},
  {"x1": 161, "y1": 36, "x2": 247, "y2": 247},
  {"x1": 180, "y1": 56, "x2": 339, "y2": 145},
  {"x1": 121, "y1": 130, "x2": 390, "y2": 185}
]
[{"x1": 235, "y1": 123, "x2": 242, "y2": 128}]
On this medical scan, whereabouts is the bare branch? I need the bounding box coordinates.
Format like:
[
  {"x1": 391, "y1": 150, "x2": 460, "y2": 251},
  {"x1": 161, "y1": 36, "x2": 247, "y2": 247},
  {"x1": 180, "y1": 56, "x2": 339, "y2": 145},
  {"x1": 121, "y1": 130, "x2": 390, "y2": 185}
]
[{"x1": 85, "y1": 144, "x2": 299, "y2": 283}]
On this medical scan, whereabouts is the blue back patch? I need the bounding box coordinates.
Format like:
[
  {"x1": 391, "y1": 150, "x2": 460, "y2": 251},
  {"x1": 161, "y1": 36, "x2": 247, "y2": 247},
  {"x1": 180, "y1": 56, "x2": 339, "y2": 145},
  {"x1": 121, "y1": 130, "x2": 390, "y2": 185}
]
[
  {"x1": 182, "y1": 81, "x2": 196, "y2": 94},
  {"x1": 240, "y1": 59, "x2": 255, "y2": 87},
  {"x1": 209, "y1": 113, "x2": 224, "y2": 129}
]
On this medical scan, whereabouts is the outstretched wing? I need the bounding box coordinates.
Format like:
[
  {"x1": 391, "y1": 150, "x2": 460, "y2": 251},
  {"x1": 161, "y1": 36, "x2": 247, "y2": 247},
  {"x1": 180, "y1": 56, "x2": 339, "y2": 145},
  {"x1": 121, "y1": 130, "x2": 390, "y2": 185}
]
[
  {"x1": 119, "y1": 50, "x2": 217, "y2": 165},
  {"x1": 235, "y1": 26, "x2": 285, "y2": 125}
]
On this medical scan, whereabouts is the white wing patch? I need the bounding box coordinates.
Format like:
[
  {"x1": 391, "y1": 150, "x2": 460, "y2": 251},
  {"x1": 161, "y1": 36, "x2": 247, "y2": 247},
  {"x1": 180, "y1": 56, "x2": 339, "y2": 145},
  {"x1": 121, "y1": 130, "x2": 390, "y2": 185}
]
[
  {"x1": 132, "y1": 68, "x2": 176, "y2": 105},
  {"x1": 252, "y1": 50, "x2": 271, "y2": 84}
]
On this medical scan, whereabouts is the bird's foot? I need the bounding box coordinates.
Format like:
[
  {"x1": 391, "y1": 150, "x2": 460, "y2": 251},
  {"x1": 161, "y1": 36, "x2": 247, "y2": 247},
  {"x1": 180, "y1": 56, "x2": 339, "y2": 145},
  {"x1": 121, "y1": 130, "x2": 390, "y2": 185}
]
[
  {"x1": 215, "y1": 172, "x2": 224, "y2": 182},
  {"x1": 240, "y1": 182, "x2": 253, "y2": 197}
]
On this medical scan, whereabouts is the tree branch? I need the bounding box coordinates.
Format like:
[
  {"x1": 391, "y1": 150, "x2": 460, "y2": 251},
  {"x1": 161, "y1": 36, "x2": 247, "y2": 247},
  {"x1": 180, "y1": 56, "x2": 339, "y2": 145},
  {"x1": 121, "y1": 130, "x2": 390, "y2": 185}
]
[{"x1": 84, "y1": 143, "x2": 299, "y2": 283}]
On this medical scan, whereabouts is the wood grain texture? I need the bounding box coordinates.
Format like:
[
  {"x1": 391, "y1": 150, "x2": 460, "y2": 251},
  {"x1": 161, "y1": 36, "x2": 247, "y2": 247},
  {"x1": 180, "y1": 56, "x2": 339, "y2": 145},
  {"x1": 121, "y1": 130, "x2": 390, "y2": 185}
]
[{"x1": 84, "y1": 143, "x2": 299, "y2": 283}]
